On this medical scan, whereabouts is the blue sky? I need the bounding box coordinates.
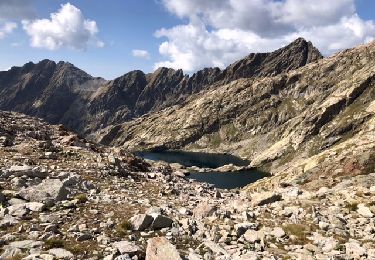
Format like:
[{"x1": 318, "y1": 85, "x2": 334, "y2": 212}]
[{"x1": 0, "y1": 0, "x2": 375, "y2": 79}]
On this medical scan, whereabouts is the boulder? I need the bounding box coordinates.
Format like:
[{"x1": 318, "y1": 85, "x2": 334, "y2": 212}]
[
  {"x1": 203, "y1": 241, "x2": 229, "y2": 256},
  {"x1": 131, "y1": 214, "x2": 153, "y2": 231},
  {"x1": 150, "y1": 214, "x2": 173, "y2": 229},
  {"x1": 345, "y1": 240, "x2": 367, "y2": 258},
  {"x1": 113, "y1": 241, "x2": 140, "y2": 256},
  {"x1": 19, "y1": 179, "x2": 69, "y2": 204},
  {"x1": 48, "y1": 248, "x2": 74, "y2": 259},
  {"x1": 271, "y1": 227, "x2": 286, "y2": 238},
  {"x1": 8, "y1": 165, "x2": 48, "y2": 178},
  {"x1": 26, "y1": 202, "x2": 45, "y2": 212},
  {"x1": 250, "y1": 192, "x2": 282, "y2": 206},
  {"x1": 244, "y1": 230, "x2": 265, "y2": 243},
  {"x1": 193, "y1": 202, "x2": 217, "y2": 220},
  {"x1": 146, "y1": 237, "x2": 181, "y2": 260},
  {"x1": 357, "y1": 204, "x2": 373, "y2": 218}
]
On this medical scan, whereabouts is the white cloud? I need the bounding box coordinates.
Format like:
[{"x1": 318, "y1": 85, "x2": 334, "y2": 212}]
[
  {"x1": 22, "y1": 3, "x2": 103, "y2": 50},
  {"x1": 0, "y1": 22, "x2": 17, "y2": 39},
  {"x1": 156, "y1": 0, "x2": 375, "y2": 72},
  {"x1": 132, "y1": 49, "x2": 150, "y2": 59}
]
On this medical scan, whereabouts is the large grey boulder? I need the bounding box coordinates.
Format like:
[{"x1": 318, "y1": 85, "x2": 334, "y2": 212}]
[
  {"x1": 150, "y1": 214, "x2": 173, "y2": 229},
  {"x1": 146, "y1": 237, "x2": 181, "y2": 260},
  {"x1": 345, "y1": 240, "x2": 367, "y2": 258},
  {"x1": 193, "y1": 201, "x2": 217, "y2": 220},
  {"x1": 48, "y1": 248, "x2": 74, "y2": 259},
  {"x1": 250, "y1": 192, "x2": 282, "y2": 206},
  {"x1": 357, "y1": 204, "x2": 373, "y2": 218},
  {"x1": 203, "y1": 241, "x2": 229, "y2": 257},
  {"x1": 113, "y1": 241, "x2": 140, "y2": 256},
  {"x1": 19, "y1": 179, "x2": 69, "y2": 204},
  {"x1": 7, "y1": 165, "x2": 48, "y2": 178},
  {"x1": 244, "y1": 230, "x2": 265, "y2": 243},
  {"x1": 130, "y1": 214, "x2": 153, "y2": 231}
]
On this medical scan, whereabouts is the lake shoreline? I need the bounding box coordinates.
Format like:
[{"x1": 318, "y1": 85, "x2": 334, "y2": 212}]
[{"x1": 136, "y1": 150, "x2": 269, "y2": 189}]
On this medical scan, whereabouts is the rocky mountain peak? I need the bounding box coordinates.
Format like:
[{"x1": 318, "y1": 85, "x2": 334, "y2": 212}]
[{"x1": 221, "y1": 37, "x2": 322, "y2": 82}]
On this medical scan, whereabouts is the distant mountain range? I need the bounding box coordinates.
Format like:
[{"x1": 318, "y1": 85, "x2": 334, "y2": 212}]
[{"x1": 0, "y1": 38, "x2": 321, "y2": 135}]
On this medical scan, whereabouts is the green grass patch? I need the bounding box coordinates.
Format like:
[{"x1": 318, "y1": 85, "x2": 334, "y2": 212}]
[
  {"x1": 74, "y1": 194, "x2": 88, "y2": 203},
  {"x1": 116, "y1": 220, "x2": 133, "y2": 237},
  {"x1": 283, "y1": 223, "x2": 315, "y2": 244},
  {"x1": 45, "y1": 238, "x2": 65, "y2": 249},
  {"x1": 345, "y1": 202, "x2": 358, "y2": 212}
]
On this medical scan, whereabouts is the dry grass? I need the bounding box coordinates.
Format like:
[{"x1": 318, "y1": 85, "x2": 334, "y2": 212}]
[{"x1": 283, "y1": 223, "x2": 316, "y2": 244}]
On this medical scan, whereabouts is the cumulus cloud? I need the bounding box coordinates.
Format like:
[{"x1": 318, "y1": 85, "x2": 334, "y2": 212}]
[
  {"x1": 0, "y1": 22, "x2": 17, "y2": 39},
  {"x1": 22, "y1": 3, "x2": 103, "y2": 50},
  {"x1": 132, "y1": 49, "x2": 150, "y2": 59},
  {"x1": 155, "y1": 0, "x2": 375, "y2": 72}
]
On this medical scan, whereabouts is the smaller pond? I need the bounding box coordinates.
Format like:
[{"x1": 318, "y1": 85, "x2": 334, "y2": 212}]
[{"x1": 136, "y1": 150, "x2": 268, "y2": 189}]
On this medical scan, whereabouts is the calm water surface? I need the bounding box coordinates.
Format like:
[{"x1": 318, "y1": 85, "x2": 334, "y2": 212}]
[
  {"x1": 136, "y1": 150, "x2": 268, "y2": 189},
  {"x1": 135, "y1": 150, "x2": 249, "y2": 168}
]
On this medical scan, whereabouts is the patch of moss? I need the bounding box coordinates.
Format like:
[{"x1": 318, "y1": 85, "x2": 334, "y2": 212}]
[
  {"x1": 345, "y1": 202, "x2": 358, "y2": 212},
  {"x1": 45, "y1": 238, "x2": 65, "y2": 249},
  {"x1": 65, "y1": 243, "x2": 86, "y2": 255},
  {"x1": 208, "y1": 133, "x2": 222, "y2": 148},
  {"x1": 283, "y1": 223, "x2": 315, "y2": 244},
  {"x1": 7, "y1": 254, "x2": 25, "y2": 260},
  {"x1": 116, "y1": 220, "x2": 133, "y2": 237},
  {"x1": 74, "y1": 194, "x2": 88, "y2": 203}
]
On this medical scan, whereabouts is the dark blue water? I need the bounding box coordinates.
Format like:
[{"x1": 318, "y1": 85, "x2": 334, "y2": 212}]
[
  {"x1": 136, "y1": 150, "x2": 268, "y2": 189},
  {"x1": 188, "y1": 171, "x2": 267, "y2": 189},
  {"x1": 135, "y1": 150, "x2": 249, "y2": 168}
]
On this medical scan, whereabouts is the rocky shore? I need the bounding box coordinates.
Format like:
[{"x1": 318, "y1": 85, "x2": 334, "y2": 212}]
[{"x1": 1, "y1": 111, "x2": 374, "y2": 259}]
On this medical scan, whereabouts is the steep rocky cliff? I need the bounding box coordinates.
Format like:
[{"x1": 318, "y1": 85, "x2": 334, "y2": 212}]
[
  {"x1": 0, "y1": 38, "x2": 321, "y2": 134},
  {"x1": 96, "y1": 41, "x2": 375, "y2": 188}
]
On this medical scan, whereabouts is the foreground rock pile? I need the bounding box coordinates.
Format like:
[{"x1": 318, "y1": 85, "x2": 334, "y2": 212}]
[{"x1": 0, "y1": 111, "x2": 374, "y2": 259}]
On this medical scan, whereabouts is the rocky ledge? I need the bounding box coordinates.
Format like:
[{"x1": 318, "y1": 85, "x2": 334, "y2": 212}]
[{"x1": 0, "y1": 111, "x2": 374, "y2": 259}]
